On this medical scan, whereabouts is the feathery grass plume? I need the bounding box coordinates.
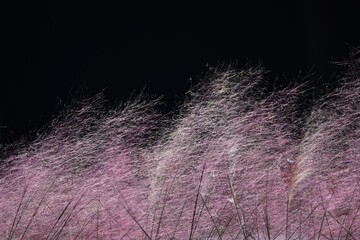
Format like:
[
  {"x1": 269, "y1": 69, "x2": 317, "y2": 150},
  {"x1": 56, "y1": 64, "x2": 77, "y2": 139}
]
[
  {"x1": 289, "y1": 52, "x2": 360, "y2": 239},
  {"x1": 0, "y1": 94, "x2": 164, "y2": 239},
  {"x1": 146, "y1": 65, "x2": 303, "y2": 239},
  {"x1": 0, "y1": 55, "x2": 359, "y2": 239}
]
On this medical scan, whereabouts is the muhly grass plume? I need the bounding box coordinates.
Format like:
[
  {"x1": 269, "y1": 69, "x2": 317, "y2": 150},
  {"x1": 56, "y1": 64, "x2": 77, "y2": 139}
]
[
  {"x1": 0, "y1": 56, "x2": 359, "y2": 239},
  {"x1": 289, "y1": 56, "x2": 360, "y2": 239}
]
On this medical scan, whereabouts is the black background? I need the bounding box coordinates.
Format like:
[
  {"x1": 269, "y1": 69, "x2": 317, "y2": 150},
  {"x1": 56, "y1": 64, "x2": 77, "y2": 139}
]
[{"x1": 1, "y1": 1, "x2": 359, "y2": 144}]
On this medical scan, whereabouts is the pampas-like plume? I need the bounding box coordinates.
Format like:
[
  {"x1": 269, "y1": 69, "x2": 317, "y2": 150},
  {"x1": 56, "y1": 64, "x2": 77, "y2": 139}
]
[{"x1": 0, "y1": 56, "x2": 359, "y2": 239}]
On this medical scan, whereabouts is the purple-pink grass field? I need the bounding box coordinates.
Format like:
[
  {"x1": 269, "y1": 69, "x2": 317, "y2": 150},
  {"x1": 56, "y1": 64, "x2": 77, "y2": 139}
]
[{"x1": 0, "y1": 55, "x2": 359, "y2": 239}]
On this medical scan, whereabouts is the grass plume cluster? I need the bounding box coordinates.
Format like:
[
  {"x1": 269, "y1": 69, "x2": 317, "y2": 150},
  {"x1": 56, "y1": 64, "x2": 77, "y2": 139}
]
[{"x1": 0, "y1": 55, "x2": 359, "y2": 239}]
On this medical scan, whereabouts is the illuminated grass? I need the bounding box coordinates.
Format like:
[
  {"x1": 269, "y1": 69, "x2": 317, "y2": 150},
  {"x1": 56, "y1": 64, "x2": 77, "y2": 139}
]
[{"x1": 0, "y1": 54, "x2": 359, "y2": 239}]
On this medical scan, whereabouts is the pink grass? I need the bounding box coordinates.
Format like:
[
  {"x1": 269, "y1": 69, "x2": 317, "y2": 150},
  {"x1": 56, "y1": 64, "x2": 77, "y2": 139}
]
[{"x1": 0, "y1": 56, "x2": 359, "y2": 239}]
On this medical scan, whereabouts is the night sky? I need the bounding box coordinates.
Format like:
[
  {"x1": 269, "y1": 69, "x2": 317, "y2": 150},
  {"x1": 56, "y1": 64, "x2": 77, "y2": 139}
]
[{"x1": 1, "y1": 1, "x2": 359, "y2": 144}]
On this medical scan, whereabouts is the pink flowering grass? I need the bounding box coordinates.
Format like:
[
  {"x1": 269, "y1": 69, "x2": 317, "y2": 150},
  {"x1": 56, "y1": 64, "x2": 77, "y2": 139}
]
[{"x1": 0, "y1": 56, "x2": 359, "y2": 239}]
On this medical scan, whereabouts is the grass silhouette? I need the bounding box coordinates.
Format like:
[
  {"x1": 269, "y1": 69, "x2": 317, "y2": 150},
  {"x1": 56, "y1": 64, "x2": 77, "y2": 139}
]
[{"x1": 0, "y1": 53, "x2": 359, "y2": 239}]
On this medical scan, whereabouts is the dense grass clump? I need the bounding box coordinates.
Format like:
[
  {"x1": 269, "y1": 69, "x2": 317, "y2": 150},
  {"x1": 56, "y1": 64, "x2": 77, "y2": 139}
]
[{"x1": 0, "y1": 55, "x2": 359, "y2": 239}]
